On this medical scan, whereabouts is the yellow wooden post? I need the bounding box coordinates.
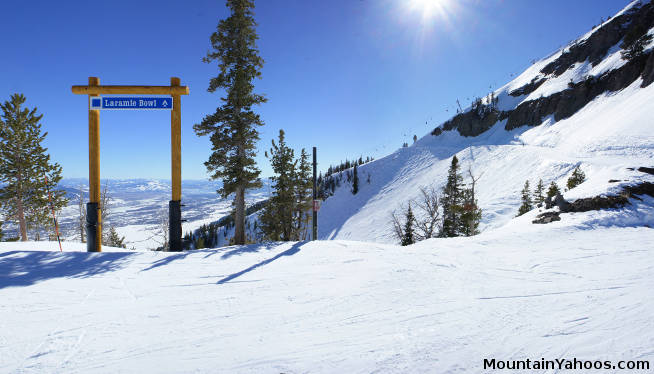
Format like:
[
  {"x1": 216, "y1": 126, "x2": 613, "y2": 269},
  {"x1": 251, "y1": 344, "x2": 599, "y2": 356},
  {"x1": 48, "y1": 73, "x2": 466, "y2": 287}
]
[
  {"x1": 169, "y1": 77, "x2": 183, "y2": 251},
  {"x1": 72, "y1": 78, "x2": 189, "y2": 252},
  {"x1": 88, "y1": 77, "x2": 101, "y2": 252},
  {"x1": 171, "y1": 77, "x2": 181, "y2": 202}
]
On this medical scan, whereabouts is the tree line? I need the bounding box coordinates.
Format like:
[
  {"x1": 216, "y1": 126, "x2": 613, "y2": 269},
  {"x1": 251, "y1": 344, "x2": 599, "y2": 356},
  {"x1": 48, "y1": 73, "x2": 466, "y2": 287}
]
[
  {"x1": 391, "y1": 155, "x2": 482, "y2": 246},
  {"x1": 516, "y1": 166, "x2": 586, "y2": 217}
]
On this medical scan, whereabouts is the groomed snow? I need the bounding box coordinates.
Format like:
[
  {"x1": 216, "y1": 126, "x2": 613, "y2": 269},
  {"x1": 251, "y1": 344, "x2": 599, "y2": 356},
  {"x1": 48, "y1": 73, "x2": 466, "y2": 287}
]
[{"x1": 1, "y1": 216, "x2": 653, "y2": 373}]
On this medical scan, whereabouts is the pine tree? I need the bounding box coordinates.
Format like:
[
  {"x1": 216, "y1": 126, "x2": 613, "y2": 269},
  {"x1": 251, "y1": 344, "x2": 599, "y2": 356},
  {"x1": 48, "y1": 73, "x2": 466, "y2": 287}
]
[
  {"x1": 566, "y1": 166, "x2": 586, "y2": 190},
  {"x1": 547, "y1": 181, "x2": 560, "y2": 199},
  {"x1": 260, "y1": 129, "x2": 296, "y2": 241},
  {"x1": 401, "y1": 204, "x2": 415, "y2": 246},
  {"x1": 461, "y1": 188, "x2": 482, "y2": 236},
  {"x1": 0, "y1": 94, "x2": 68, "y2": 241},
  {"x1": 534, "y1": 179, "x2": 545, "y2": 206},
  {"x1": 440, "y1": 155, "x2": 464, "y2": 237},
  {"x1": 193, "y1": 0, "x2": 266, "y2": 245},
  {"x1": 352, "y1": 164, "x2": 359, "y2": 195},
  {"x1": 292, "y1": 148, "x2": 313, "y2": 240},
  {"x1": 107, "y1": 226, "x2": 126, "y2": 248},
  {"x1": 461, "y1": 167, "x2": 483, "y2": 236},
  {"x1": 517, "y1": 180, "x2": 533, "y2": 216}
]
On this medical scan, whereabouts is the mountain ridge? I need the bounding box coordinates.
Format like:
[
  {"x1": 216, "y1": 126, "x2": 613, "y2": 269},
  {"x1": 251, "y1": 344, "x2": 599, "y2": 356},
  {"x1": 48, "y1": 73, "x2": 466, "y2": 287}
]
[{"x1": 317, "y1": 0, "x2": 654, "y2": 244}]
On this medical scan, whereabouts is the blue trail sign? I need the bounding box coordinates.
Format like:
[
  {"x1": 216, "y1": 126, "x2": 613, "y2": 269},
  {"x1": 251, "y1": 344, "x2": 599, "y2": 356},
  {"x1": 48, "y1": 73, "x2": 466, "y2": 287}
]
[{"x1": 90, "y1": 96, "x2": 173, "y2": 110}]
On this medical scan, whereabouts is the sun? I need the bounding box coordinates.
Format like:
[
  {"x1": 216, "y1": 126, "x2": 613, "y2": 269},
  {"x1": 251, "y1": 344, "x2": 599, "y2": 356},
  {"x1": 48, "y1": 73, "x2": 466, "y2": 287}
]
[{"x1": 406, "y1": 0, "x2": 452, "y2": 23}]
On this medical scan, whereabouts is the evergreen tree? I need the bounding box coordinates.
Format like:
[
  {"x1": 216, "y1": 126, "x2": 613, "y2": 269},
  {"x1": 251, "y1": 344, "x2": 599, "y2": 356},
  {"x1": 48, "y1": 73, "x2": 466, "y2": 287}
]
[
  {"x1": 195, "y1": 236, "x2": 205, "y2": 250},
  {"x1": 352, "y1": 164, "x2": 359, "y2": 195},
  {"x1": 566, "y1": 166, "x2": 586, "y2": 190},
  {"x1": 193, "y1": 0, "x2": 266, "y2": 245},
  {"x1": 401, "y1": 204, "x2": 415, "y2": 246},
  {"x1": 517, "y1": 180, "x2": 533, "y2": 216},
  {"x1": 107, "y1": 226, "x2": 126, "y2": 248},
  {"x1": 461, "y1": 167, "x2": 483, "y2": 237},
  {"x1": 461, "y1": 188, "x2": 482, "y2": 236},
  {"x1": 440, "y1": 156, "x2": 464, "y2": 237},
  {"x1": 534, "y1": 179, "x2": 545, "y2": 205},
  {"x1": 0, "y1": 219, "x2": 4, "y2": 241},
  {"x1": 292, "y1": 148, "x2": 313, "y2": 240},
  {"x1": 547, "y1": 181, "x2": 560, "y2": 199},
  {"x1": 0, "y1": 94, "x2": 68, "y2": 241},
  {"x1": 259, "y1": 130, "x2": 296, "y2": 241}
]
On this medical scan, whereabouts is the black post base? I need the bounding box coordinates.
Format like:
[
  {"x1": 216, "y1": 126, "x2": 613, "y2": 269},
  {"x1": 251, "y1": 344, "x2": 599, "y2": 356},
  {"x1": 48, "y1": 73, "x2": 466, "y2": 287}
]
[
  {"x1": 169, "y1": 200, "x2": 182, "y2": 251},
  {"x1": 86, "y1": 202, "x2": 99, "y2": 252}
]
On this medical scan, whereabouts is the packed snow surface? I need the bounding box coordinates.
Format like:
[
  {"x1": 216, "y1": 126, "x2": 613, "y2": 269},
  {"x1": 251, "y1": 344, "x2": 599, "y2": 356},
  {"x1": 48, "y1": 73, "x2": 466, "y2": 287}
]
[{"x1": 1, "y1": 221, "x2": 653, "y2": 373}]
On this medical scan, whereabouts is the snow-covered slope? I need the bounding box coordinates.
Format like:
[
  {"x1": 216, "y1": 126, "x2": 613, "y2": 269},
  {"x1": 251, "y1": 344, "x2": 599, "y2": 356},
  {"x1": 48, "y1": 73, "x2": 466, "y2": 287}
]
[
  {"x1": 2, "y1": 215, "x2": 653, "y2": 372},
  {"x1": 319, "y1": 1, "x2": 654, "y2": 243}
]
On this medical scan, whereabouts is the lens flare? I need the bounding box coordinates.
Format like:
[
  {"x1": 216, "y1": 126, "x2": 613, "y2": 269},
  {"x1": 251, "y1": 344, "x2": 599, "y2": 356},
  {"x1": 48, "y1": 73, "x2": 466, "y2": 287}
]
[{"x1": 407, "y1": 0, "x2": 452, "y2": 23}]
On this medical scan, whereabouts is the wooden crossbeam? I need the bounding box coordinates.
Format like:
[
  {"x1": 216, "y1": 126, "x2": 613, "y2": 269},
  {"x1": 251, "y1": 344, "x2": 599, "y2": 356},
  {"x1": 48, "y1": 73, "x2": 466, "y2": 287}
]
[{"x1": 72, "y1": 85, "x2": 189, "y2": 95}]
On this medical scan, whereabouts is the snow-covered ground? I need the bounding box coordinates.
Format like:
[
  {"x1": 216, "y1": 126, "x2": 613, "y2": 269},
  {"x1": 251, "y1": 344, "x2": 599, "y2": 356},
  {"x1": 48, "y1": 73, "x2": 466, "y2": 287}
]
[
  {"x1": 1, "y1": 208, "x2": 653, "y2": 373},
  {"x1": 2, "y1": 2, "x2": 653, "y2": 372},
  {"x1": 318, "y1": 2, "x2": 654, "y2": 244}
]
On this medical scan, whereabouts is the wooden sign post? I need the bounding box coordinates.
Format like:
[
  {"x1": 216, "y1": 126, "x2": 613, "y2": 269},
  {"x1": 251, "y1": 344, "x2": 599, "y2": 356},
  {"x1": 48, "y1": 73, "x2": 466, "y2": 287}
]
[{"x1": 72, "y1": 77, "x2": 189, "y2": 252}]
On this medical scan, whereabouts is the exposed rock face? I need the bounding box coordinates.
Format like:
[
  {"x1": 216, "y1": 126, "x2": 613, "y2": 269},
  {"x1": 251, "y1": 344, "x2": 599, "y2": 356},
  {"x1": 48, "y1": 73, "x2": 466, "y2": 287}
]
[
  {"x1": 505, "y1": 55, "x2": 650, "y2": 130},
  {"x1": 509, "y1": 78, "x2": 546, "y2": 97},
  {"x1": 544, "y1": 193, "x2": 571, "y2": 211},
  {"x1": 566, "y1": 195, "x2": 630, "y2": 212},
  {"x1": 440, "y1": 109, "x2": 501, "y2": 137},
  {"x1": 541, "y1": 2, "x2": 654, "y2": 76},
  {"x1": 532, "y1": 211, "x2": 561, "y2": 224},
  {"x1": 623, "y1": 182, "x2": 654, "y2": 198},
  {"x1": 637, "y1": 167, "x2": 654, "y2": 175},
  {"x1": 431, "y1": 2, "x2": 654, "y2": 138}
]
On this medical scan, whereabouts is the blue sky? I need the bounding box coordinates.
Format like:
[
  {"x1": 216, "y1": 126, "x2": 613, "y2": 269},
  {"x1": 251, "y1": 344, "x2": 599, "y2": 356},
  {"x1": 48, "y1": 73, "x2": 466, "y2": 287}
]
[{"x1": 0, "y1": 0, "x2": 630, "y2": 180}]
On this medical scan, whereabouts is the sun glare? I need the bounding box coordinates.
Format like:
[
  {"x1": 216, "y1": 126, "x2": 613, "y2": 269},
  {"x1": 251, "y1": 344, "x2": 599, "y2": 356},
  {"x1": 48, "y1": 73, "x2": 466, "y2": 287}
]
[{"x1": 407, "y1": 0, "x2": 451, "y2": 23}]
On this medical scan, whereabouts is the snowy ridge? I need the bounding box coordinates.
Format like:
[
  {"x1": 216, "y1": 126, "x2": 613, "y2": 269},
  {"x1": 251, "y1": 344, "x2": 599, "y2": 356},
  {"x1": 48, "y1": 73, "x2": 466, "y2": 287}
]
[
  {"x1": 318, "y1": 1, "x2": 654, "y2": 243},
  {"x1": 320, "y1": 77, "x2": 654, "y2": 243}
]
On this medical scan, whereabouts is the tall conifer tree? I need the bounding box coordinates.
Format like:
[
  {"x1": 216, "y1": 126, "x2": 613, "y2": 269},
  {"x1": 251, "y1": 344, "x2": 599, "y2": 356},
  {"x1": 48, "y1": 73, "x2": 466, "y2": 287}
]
[
  {"x1": 517, "y1": 180, "x2": 533, "y2": 216},
  {"x1": 547, "y1": 181, "x2": 561, "y2": 199},
  {"x1": 352, "y1": 164, "x2": 359, "y2": 195},
  {"x1": 440, "y1": 155, "x2": 464, "y2": 237},
  {"x1": 194, "y1": 0, "x2": 266, "y2": 245},
  {"x1": 534, "y1": 179, "x2": 545, "y2": 205},
  {"x1": 401, "y1": 204, "x2": 415, "y2": 246},
  {"x1": 292, "y1": 148, "x2": 313, "y2": 239},
  {"x1": 0, "y1": 94, "x2": 67, "y2": 241},
  {"x1": 461, "y1": 188, "x2": 482, "y2": 236},
  {"x1": 566, "y1": 166, "x2": 586, "y2": 190},
  {"x1": 260, "y1": 130, "x2": 296, "y2": 241}
]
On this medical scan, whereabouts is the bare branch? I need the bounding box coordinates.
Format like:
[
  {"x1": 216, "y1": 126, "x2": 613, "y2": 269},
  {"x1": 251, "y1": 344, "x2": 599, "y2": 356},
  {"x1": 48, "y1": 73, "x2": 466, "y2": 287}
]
[{"x1": 414, "y1": 186, "x2": 441, "y2": 240}]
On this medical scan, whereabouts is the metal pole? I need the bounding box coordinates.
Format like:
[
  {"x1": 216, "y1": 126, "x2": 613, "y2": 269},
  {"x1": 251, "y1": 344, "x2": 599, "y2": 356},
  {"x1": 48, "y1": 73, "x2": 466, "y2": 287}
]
[{"x1": 312, "y1": 146, "x2": 317, "y2": 241}]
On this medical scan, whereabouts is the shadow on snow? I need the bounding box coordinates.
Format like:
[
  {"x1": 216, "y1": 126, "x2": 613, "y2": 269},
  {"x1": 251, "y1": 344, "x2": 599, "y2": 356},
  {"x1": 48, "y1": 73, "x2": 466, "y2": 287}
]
[
  {"x1": 0, "y1": 251, "x2": 135, "y2": 289},
  {"x1": 217, "y1": 242, "x2": 304, "y2": 284}
]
